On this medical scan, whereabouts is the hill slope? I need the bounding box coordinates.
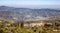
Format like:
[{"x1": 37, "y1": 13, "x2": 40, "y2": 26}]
[{"x1": 0, "y1": 6, "x2": 60, "y2": 21}]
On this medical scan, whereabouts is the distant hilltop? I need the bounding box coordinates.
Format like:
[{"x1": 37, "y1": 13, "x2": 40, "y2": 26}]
[{"x1": 0, "y1": 6, "x2": 60, "y2": 21}]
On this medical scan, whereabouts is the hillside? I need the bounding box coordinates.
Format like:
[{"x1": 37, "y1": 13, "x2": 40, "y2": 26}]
[{"x1": 0, "y1": 6, "x2": 60, "y2": 21}]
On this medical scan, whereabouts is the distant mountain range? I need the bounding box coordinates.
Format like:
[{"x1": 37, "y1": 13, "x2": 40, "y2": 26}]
[{"x1": 0, "y1": 6, "x2": 60, "y2": 21}]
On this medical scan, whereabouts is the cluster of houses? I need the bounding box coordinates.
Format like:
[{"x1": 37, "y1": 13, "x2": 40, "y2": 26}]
[
  {"x1": 23, "y1": 21, "x2": 53, "y2": 27},
  {"x1": 0, "y1": 20, "x2": 59, "y2": 27}
]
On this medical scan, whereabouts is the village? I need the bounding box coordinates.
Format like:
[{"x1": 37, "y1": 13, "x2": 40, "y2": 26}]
[
  {"x1": 19, "y1": 20, "x2": 60, "y2": 27},
  {"x1": 23, "y1": 21, "x2": 52, "y2": 27}
]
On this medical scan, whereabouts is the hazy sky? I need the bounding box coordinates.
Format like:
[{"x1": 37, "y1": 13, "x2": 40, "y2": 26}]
[{"x1": 0, "y1": 0, "x2": 60, "y2": 9}]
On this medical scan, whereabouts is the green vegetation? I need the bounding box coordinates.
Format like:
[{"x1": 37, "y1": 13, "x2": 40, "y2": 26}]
[{"x1": 0, "y1": 20, "x2": 60, "y2": 33}]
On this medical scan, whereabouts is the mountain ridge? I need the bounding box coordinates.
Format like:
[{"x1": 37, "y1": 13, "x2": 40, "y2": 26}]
[{"x1": 0, "y1": 6, "x2": 60, "y2": 21}]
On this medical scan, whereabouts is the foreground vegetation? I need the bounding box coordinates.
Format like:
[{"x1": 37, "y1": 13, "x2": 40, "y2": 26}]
[{"x1": 0, "y1": 20, "x2": 60, "y2": 33}]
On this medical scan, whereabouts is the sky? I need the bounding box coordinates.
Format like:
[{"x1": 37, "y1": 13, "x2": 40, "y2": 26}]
[{"x1": 0, "y1": 0, "x2": 60, "y2": 9}]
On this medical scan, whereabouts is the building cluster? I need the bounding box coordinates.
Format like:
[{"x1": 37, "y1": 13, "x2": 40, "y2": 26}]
[{"x1": 24, "y1": 21, "x2": 53, "y2": 27}]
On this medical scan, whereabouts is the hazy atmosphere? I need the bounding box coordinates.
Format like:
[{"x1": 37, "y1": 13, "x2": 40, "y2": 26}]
[
  {"x1": 0, "y1": 0, "x2": 60, "y2": 9},
  {"x1": 0, "y1": 0, "x2": 60, "y2": 33}
]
